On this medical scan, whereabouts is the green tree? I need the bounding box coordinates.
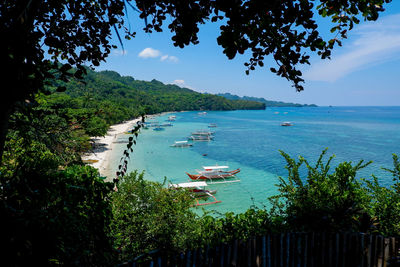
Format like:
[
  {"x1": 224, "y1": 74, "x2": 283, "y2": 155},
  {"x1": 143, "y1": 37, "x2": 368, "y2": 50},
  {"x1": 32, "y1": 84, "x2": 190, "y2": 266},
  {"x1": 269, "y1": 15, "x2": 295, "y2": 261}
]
[
  {"x1": 0, "y1": 138, "x2": 115, "y2": 266},
  {"x1": 270, "y1": 149, "x2": 372, "y2": 232},
  {"x1": 111, "y1": 171, "x2": 200, "y2": 262},
  {"x1": 364, "y1": 154, "x2": 400, "y2": 236}
]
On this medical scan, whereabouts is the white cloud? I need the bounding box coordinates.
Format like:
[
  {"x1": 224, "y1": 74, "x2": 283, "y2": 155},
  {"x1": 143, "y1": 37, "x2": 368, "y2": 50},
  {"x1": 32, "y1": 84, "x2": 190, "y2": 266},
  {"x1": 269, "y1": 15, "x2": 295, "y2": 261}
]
[
  {"x1": 138, "y1": 47, "x2": 161, "y2": 58},
  {"x1": 160, "y1": 54, "x2": 179, "y2": 63},
  {"x1": 304, "y1": 13, "x2": 400, "y2": 82},
  {"x1": 166, "y1": 55, "x2": 179, "y2": 63},
  {"x1": 171, "y1": 79, "x2": 195, "y2": 90},
  {"x1": 138, "y1": 48, "x2": 179, "y2": 63},
  {"x1": 173, "y1": 79, "x2": 185, "y2": 86}
]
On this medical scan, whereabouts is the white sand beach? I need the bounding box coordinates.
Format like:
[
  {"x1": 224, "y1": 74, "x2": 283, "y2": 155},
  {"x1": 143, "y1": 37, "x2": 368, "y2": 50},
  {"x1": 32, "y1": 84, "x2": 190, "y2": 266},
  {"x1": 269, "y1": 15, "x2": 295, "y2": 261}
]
[
  {"x1": 81, "y1": 112, "x2": 173, "y2": 180},
  {"x1": 81, "y1": 118, "x2": 141, "y2": 178}
]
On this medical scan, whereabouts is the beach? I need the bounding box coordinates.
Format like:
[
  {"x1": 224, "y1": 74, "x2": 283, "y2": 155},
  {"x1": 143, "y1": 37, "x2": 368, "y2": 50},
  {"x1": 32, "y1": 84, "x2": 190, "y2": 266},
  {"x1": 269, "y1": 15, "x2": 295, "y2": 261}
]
[
  {"x1": 81, "y1": 112, "x2": 173, "y2": 180},
  {"x1": 81, "y1": 118, "x2": 141, "y2": 180}
]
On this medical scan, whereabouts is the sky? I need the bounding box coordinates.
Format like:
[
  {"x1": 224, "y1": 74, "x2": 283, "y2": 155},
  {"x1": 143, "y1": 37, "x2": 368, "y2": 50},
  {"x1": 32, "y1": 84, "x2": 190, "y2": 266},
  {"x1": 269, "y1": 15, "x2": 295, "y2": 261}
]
[{"x1": 97, "y1": 2, "x2": 400, "y2": 106}]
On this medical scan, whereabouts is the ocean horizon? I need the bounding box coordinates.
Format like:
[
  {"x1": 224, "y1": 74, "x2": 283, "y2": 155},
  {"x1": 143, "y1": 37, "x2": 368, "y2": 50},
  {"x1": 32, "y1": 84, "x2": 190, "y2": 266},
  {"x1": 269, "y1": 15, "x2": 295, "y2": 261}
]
[{"x1": 106, "y1": 106, "x2": 400, "y2": 214}]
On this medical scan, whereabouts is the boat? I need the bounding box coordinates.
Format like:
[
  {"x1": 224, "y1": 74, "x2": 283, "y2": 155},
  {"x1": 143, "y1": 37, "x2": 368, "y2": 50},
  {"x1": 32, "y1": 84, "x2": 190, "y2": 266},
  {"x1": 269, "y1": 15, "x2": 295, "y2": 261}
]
[
  {"x1": 281, "y1": 122, "x2": 293, "y2": 126},
  {"x1": 208, "y1": 123, "x2": 217, "y2": 128},
  {"x1": 160, "y1": 122, "x2": 173, "y2": 127},
  {"x1": 143, "y1": 122, "x2": 159, "y2": 128},
  {"x1": 198, "y1": 112, "x2": 207, "y2": 116},
  {"x1": 169, "y1": 181, "x2": 221, "y2": 206},
  {"x1": 186, "y1": 165, "x2": 241, "y2": 183},
  {"x1": 170, "y1": 141, "x2": 193, "y2": 147},
  {"x1": 167, "y1": 115, "x2": 176, "y2": 121},
  {"x1": 153, "y1": 126, "x2": 165, "y2": 131},
  {"x1": 191, "y1": 130, "x2": 214, "y2": 136},
  {"x1": 188, "y1": 135, "x2": 213, "y2": 141}
]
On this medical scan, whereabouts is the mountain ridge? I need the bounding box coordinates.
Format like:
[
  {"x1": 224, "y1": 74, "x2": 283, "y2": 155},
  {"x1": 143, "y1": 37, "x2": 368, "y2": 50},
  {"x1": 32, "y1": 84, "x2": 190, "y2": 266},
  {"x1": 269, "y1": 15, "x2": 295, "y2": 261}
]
[{"x1": 217, "y1": 93, "x2": 318, "y2": 107}]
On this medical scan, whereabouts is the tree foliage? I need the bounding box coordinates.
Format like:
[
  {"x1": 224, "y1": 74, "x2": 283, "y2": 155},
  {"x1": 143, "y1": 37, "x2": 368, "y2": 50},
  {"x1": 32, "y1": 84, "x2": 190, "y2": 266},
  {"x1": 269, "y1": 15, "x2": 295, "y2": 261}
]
[
  {"x1": 364, "y1": 154, "x2": 400, "y2": 236},
  {"x1": 136, "y1": 0, "x2": 390, "y2": 91},
  {"x1": 111, "y1": 171, "x2": 200, "y2": 262},
  {"x1": 0, "y1": 138, "x2": 115, "y2": 266},
  {"x1": 269, "y1": 149, "x2": 373, "y2": 232}
]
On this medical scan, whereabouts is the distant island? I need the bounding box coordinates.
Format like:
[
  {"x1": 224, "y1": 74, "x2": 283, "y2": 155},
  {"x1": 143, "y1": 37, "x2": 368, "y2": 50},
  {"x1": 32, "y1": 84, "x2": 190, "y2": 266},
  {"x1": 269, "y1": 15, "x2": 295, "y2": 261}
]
[{"x1": 217, "y1": 93, "x2": 318, "y2": 107}]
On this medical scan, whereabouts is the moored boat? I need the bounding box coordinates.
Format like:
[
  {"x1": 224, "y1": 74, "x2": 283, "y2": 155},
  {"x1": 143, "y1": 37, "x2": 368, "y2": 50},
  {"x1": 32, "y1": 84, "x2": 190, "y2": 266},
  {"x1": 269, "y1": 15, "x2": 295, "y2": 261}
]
[
  {"x1": 186, "y1": 165, "x2": 241, "y2": 183},
  {"x1": 167, "y1": 115, "x2": 176, "y2": 121},
  {"x1": 153, "y1": 126, "x2": 165, "y2": 131},
  {"x1": 170, "y1": 141, "x2": 193, "y2": 147},
  {"x1": 281, "y1": 122, "x2": 293, "y2": 126},
  {"x1": 191, "y1": 130, "x2": 214, "y2": 136},
  {"x1": 208, "y1": 123, "x2": 217, "y2": 128},
  {"x1": 188, "y1": 135, "x2": 213, "y2": 141}
]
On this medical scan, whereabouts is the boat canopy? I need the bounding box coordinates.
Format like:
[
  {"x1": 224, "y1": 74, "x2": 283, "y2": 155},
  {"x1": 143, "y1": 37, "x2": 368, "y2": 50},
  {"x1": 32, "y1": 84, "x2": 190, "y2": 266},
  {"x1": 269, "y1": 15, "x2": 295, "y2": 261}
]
[
  {"x1": 175, "y1": 141, "x2": 188, "y2": 143},
  {"x1": 203, "y1": 166, "x2": 229, "y2": 170},
  {"x1": 170, "y1": 181, "x2": 208, "y2": 188}
]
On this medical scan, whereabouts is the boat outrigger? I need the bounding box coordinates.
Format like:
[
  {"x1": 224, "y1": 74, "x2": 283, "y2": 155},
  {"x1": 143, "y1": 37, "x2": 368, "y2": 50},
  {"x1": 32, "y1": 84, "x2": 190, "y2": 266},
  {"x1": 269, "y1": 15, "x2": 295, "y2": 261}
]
[
  {"x1": 186, "y1": 165, "x2": 241, "y2": 184},
  {"x1": 169, "y1": 181, "x2": 221, "y2": 206}
]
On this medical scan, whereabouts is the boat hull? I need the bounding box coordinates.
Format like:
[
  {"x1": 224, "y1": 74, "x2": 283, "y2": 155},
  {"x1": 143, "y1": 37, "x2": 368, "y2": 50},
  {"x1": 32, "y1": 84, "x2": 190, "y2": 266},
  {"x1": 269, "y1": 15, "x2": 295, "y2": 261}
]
[{"x1": 186, "y1": 168, "x2": 241, "y2": 180}]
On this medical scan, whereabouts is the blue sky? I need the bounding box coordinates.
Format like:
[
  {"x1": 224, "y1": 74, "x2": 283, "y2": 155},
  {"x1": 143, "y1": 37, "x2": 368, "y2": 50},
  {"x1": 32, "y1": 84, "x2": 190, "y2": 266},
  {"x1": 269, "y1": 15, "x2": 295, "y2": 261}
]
[{"x1": 97, "y1": 2, "x2": 400, "y2": 106}]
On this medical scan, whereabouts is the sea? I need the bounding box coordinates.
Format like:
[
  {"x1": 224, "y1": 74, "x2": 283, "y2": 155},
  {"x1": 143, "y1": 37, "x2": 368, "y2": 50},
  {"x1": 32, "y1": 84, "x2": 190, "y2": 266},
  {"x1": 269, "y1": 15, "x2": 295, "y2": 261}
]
[{"x1": 106, "y1": 106, "x2": 400, "y2": 215}]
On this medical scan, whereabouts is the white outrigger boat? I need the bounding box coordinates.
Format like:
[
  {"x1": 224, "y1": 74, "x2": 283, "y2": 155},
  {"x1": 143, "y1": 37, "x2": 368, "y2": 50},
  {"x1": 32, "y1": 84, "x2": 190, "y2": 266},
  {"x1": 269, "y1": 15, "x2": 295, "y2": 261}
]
[
  {"x1": 186, "y1": 165, "x2": 241, "y2": 184},
  {"x1": 169, "y1": 181, "x2": 221, "y2": 206},
  {"x1": 167, "y1": 115, "x2": 176, "y2": 121},
  {"x1": 191, "y1": 130, "x2": 214, "y2": 136},
  {"x1": 170, "y1": 141, "x2": 193, "y2": 147},
  {"x1": 188, "y1": 135, "x2": 213, "y2": 141},
  {"x1": 189, "y1": 130, "x2": 214, "y2": 141}
]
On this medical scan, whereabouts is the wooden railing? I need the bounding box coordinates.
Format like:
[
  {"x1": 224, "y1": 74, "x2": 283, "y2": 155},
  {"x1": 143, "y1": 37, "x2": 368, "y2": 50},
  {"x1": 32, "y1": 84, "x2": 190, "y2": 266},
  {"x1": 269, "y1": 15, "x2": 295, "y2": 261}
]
[{"x1": 122, "y1": 232, "x2": 400, "y2": 267}]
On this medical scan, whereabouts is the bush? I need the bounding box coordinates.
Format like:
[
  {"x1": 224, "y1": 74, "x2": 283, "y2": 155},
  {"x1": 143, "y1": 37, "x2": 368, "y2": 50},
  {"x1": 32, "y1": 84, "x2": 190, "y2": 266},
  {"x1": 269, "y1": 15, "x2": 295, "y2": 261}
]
[
  {"x1": 110, "y1": 171, "x2": 201, "y2": 262},
  {"x1": 365, "y1": 154, "x2": 400, "y2": 236},
  {"x1": 269, "y1": 149, "x2": 372, "y2": 232},
  {"x1": 1, "y1": 141, "x2": 114, "y2": 266}
]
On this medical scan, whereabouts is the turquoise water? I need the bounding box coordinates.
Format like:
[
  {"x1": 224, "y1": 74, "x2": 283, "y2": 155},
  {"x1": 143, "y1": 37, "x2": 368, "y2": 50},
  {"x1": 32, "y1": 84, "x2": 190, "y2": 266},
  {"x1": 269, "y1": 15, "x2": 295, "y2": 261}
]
[{"x1": 107, "y1": 107, "x2": 400, "y2": 214}]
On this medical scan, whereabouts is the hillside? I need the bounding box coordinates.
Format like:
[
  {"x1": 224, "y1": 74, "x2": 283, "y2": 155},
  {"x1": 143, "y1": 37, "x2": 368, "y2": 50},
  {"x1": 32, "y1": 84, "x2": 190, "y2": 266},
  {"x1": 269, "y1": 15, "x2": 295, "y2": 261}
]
[
  {"x1": 57, "y1": 69, "x2": 266, "y2": 115},
  {"x1": 217, "y1": 93, "x2": 317, "y2": 107}
]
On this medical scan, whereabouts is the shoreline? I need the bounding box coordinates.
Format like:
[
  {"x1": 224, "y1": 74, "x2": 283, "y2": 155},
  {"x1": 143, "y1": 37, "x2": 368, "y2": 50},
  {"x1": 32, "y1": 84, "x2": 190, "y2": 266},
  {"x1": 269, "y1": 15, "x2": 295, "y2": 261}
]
[
  {"x1": 82, "y1": 112, "x2": 173, "y2": 181},
  {"x1": 81, "y1": 118, "x2": 141, "y2": 179}
]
